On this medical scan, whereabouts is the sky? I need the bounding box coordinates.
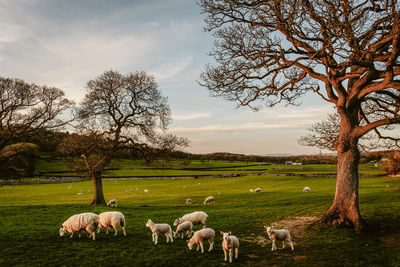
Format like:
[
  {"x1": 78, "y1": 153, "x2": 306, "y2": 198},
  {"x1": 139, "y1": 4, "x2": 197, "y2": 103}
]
[{"x1": 0, "y1": 0, "x2": 335, "y2": 155}]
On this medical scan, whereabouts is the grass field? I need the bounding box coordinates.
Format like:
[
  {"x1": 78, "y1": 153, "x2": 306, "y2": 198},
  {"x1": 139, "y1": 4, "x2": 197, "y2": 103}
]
[{"x1": 0, "y1": 166, "x2": 399, "y2": 266}]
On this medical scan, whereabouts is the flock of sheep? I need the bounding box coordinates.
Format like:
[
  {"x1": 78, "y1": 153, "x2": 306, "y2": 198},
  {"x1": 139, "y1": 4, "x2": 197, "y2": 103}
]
[{"x1": 59, "y1": 192, "x2": 300, "y2": 263}]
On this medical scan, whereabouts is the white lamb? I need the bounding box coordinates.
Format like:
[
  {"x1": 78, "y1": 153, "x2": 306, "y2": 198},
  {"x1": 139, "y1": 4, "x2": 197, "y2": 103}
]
[
  {"x1": 203, "y1": 196, "x2": 214, "y2": 205},
  {"x1": 173, "y1": 211, "x2": 208, "y2": 228},
  {"x1": 303, "y1": 186, "x2": 311, "y2": 192},
  {"x1": 254, "y1": 187, "x2": 261, "y2": 193},
  {"x1": 264, "y1": 225, "x2": 294, "y2": 251},
  {"x1": 146, "y1": 219, "x2": 173, "y2": 244},
  {"x1": 59, "y1": 212, "x2": 99, "y2": 240},
  {"x1": 186, "y1": 198, "x2": 193, "y2": 205},
  {"x1": 187, "y1": 228, "x2": 215, "y2": 253},
  {"x1": 97, "y1": 211, "x2": 126, "y2": 237},
  {"x1": 173, "y1": 221, "x2": 193, "y2": 239},
  {"x1": 106, "y1": 199, "x2": 118, "y2": 207},
  {"x1": 221, "y1": 231, "x2": 239, "y2": 263}
]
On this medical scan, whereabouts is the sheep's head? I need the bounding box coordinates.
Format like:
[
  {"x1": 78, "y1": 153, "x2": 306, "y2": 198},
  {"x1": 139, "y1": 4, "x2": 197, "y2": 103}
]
[
  {"x1": 173, "y1": 231, "x2": 178, "y2": 238},
  {"x1": 220, "y1": 231, "x2": 231, "y2": 240},
  {"x1": 59, "y1": 225, "x2": 66, "y2": 236},
  {"x1": 173, "y1": 218, "x2": 180, "y2": 226},
  {"x1": 264, "y1": 225, "x2": 272, "y2": 234},
  {"x1": 145, "y1": 219, "x2": 152, "y2": 227},
  {"x1": 186, "y1": 240, "x2": 193, "y2": 250}
]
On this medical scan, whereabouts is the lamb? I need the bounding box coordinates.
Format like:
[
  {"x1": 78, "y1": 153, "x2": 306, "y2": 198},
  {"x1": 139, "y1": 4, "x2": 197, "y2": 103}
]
[
  {"x1": 186, "y1": 198, "x2": 193, "y2": 205},
  {"x1": 187, "y1": 228, "x2": 215, "y2": 253},
  {"x1": 173, "y1": 211, "x2": 208, "y2": 228},
  {"x1": 106, "y1": 199, "x2": 118, "y2": 207},
  {"x1": 97, "y1": 211, "x2": 126, "y2": 237},
  {"x1": 264, "y1": 225, "x2": 294, "y2": 251},
  {"x1": 303, "y1": 186, "x2": 311, "y2": 192},
  {"x1": 146, "y1": 219, "x2": 173, "y2": 244},
  {"x1": 221, "y1": 231, "x2": 239, "y2": 263},
  {"x1": 203, "y1": 196, "x2": 214, "y2": 205},
  {"x1": 59, "y1": 212, "x2": 99, "y2": 240},
  {"x1": 173, "y1": 221, "x2": 193, "y2": 239},
  {"x1": 254, "y1": 187, "x2": 261, "y2": 193}
]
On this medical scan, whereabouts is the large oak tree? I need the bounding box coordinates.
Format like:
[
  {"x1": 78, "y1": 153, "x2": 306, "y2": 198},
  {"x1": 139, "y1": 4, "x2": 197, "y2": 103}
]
[
  {"x1": 59, "y1": 70, "x2": 188, "y2": 205},
  {"x1": 199, "y1": 0, "x2": 400, "y2": 232}
]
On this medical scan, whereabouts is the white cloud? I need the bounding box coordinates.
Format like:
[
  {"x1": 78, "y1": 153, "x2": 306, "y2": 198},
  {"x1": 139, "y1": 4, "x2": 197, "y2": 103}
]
[{"x1": 173, "y1": 112, "x2": 211, "y2": 121}]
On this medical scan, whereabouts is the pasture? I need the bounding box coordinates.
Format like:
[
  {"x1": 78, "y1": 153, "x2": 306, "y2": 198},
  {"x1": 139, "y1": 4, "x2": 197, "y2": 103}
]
[{"x1": 0, "y1": 164, "x2": 399, "y2": 266}]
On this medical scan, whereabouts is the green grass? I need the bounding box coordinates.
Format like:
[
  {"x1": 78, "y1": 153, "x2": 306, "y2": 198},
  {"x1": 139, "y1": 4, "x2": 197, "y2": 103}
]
[
  {"x1": 0, "y1": 172, "x2": 399, "y2": 266},
  {"x1": 33, "y1": 158, "x2": 387, "y2": 177}
]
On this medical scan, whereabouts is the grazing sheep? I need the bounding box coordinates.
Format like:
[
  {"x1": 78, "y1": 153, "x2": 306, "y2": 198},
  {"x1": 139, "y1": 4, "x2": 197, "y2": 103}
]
[
  {"x1": 187, "y1": 228, "x2": 215, "y2": 253},
  {"x1": 59, "y1": 212, "x2": 99, "y2": 240},
  {"x1": 250, "y1": 189, "x2": 254, "y2": 193},
  {"x1": 106, "y1": 199, "x2": 118, "y2": 207},
  {"x1": 146, "y1": 219, "x2": 173, "y2": 244},
  {"x1": 254, "y1": 188, "x2": 261, "y2": 193},
  {"x1": 186, "y1": 198, "x2": 193, "y2": 205},
  {"x1": 77, "y1": 192, "x2": 83, "y2": 195},
  {"x1": 204, "y1": 196, "x2": 214, "y2": 205},
  {"x1": 173, "y1": 211, "x2": 208, "y2": 228},
  {"x1": 264, "y1": 226, "x2": 294, "y2": 251},
  {"x1": 303, "y1": 186, "x2": 310, "y2": 192},
  {"x1": 144, "y1": 189, "x2": 149, "y2": 193},
  {"x1": 174, "y1": 221, "x2": 193, "y2": 239},
  {"x1": 97, "y1": 211, "x2": 126, "y2": 237},
  {"x1": 221, "y1": 231, "x2": 239, "y2": 263}
]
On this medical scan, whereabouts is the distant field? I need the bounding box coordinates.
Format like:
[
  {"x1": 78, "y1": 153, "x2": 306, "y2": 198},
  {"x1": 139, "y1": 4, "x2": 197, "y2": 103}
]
[
  {"x1": 33, "y1": 158, "x2": 387, "y2": 178},
  {"x1": 0, "y1": 169, "x2": 399, "y2": 266}
]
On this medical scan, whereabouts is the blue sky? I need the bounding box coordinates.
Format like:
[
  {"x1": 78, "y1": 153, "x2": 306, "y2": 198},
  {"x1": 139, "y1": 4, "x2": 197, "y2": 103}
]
[{"x1": 0, "y1": 0, "x2": 334, "y2": 155}]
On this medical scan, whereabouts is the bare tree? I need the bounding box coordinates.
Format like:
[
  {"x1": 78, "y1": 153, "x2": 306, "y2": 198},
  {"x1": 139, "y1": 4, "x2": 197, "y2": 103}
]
[
  {"x1": 199, "y1": 0, "x2": 400, "y2": 232},
  {"x1": 59, "y1": 70, "x2": 188, "y2": 206},
  {"x1": 0, "y1": 76, "x2": 74, "y2": 149}
]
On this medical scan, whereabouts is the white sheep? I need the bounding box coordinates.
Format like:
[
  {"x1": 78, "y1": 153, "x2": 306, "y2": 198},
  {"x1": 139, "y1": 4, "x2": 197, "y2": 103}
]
[
  {"x1": 59, "y1": 212, "x2": 99, "y2": 240},
  {"x1": 173, "y1": 211, "x2": 208, "y2": 228},
  {"x1": 187, "y1": 228, "x2": 215, "y2": 253},
  {"x1": 250, "y1": 189, "x2": 254, "y2": 193},
  {"x1": 264, "y1": 226, "x2": 294, "y2": 251},
  {"x1": 144, "y1": 189, "x2": 149, "y2": 193},
  {"x1": 254, "y1": 187, "x2": 261, "y2": 193},
  {"x1": 106, "y1": 199, "x2": 118, "y2": 207},
  {"x1": 203, "y1": 196, "x2": 214, "y2": 205},
  {"x1": 173, "y1": 221, "x2": 193, "y2": 239},
  {"x1": 221, "y1": 231, "x2": 239, "y2": 263},
  {"x1": 97, "y1": 211, "x2": 126, "y2": 237},
  {"x1": 303, "y1": 186, "x2": 310, "y2": 192},
  {"x1": 146, "y1": 219, "x2": 173, "y2": 244},
  {"x1": 186, "y1": 198, "x2": 193, "y2": 205}
]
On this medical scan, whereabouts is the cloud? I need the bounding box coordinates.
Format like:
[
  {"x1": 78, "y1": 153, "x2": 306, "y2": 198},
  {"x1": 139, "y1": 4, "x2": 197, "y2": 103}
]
[{"x1": 173, "y1": 112, "x2": 211, "y2": 121}]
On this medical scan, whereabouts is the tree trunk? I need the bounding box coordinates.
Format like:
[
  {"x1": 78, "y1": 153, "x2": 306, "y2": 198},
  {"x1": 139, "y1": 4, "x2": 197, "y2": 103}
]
[
  {"x1": 321, "y1": 140, "x2": 367, "y2": 233},
  {"x1": 90, "y1": 172, "x2": 106, "y2": 206}
]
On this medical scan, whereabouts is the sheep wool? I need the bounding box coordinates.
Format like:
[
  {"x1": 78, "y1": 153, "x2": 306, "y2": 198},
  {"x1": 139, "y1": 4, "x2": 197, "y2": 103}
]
[
  {"x1": 187, "y1": 228, "x2": 215, "y2": 254},
  {"x1": 97, "y1": 211, "x2": 126, "y2": 237},
  {"x1": 59, "y1": 212, "x2": 99, "y2": 240},
  {"x1": 173, "y1": 211, "x2": 208, "y2": 228}
]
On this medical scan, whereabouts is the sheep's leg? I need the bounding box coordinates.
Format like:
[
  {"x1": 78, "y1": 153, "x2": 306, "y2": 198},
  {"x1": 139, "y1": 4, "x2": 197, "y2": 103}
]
[
  {"x1": 229, "y1": 249, "x2": 233, "y2": 263},
  {"x1": 223, "y1": 249, "x2": 227, "y2": 261},
  {"x1": 152, "y1": 233, "x2": 155, "y2": 242},
  {"x1": 106, "y1": 228, "x2": 109, "y2": 235},
  {"x1": 208, "y1": 239, "x2": 214, "y2": 252},
  {"x1": 165, "y1": 233, "x2": 169, "y2": 243},
  {"x1": 282, "y1": 240, "x2": 285, "y2": 249},
  {"x1": 154, "y1": 234, "x2": 158, "y2": 244},
  {"x1": 199, "y1": 241, "x2": 204, "y2": 253},
  {"x1": 170, "y1": 233, "x2": 174, "y2": 243},
  {"x1": 122, "y1": 226, "x2": 126, "y2": 237},
  {"x1": 235, "y1": 247, "x2": 239, "y2": 259},
  {"x1": 70, "y1": 232, "x2": 74, "y2": 238},
  {"x1": 271, "y1": 240, "x2": 275, "y2": 251},
  {"x1": 78, "y1": 233, "x2": 81, "y2": 238},
  {"x1": 97, "y1": 227, "x2": 101, "y2": 234},
  {"x1": 289, "y1": 239, "x2": 294, "y2": 251},
  {"x1": 114, "y1": 228, "x2": 118, "y2": 237},
  {"x1": 181, "y1": 232, "x2": 184, "y2": 239},
  {"x1": 92, "y1": 232, "x2": 96, "y2": 241}
]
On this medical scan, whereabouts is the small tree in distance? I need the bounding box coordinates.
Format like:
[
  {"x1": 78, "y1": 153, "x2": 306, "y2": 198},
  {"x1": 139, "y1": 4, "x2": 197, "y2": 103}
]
[
  {"x1": 199, "y1": 0, "x2": 400, "y2": 232},
  {"x1": 58, "y1": 70, "x2": 188, "y2": 206}
]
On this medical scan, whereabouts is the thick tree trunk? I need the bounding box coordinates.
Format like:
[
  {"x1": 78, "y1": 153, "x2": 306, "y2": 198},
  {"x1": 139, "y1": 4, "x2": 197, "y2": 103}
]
[
  {"x1": 90, "y1": 172, "x2": 106, "y2": 206},
  {"x1": 321, "y1": 141, "x2": 367, "y2": 233}
]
